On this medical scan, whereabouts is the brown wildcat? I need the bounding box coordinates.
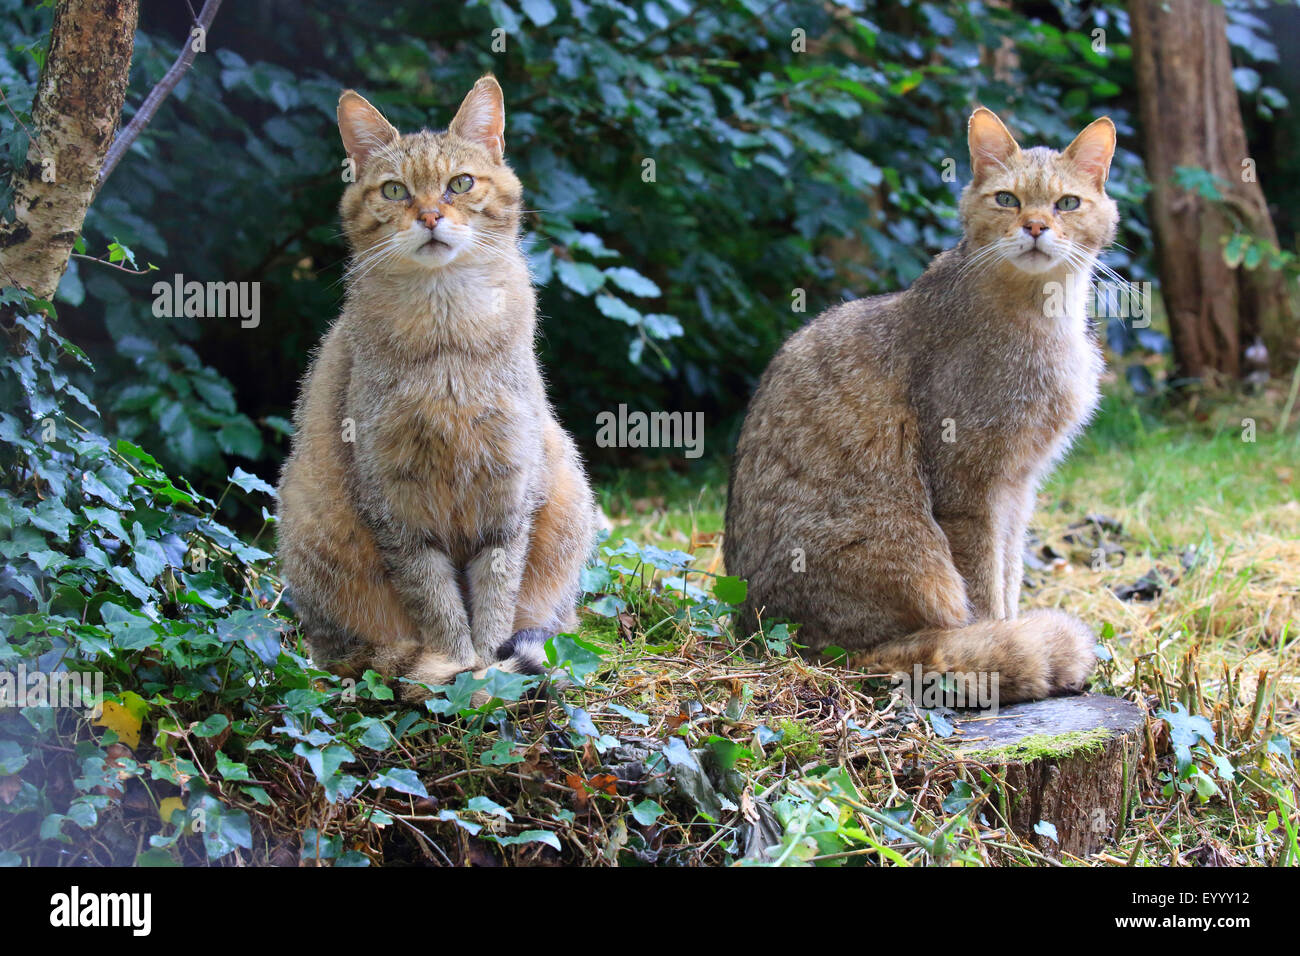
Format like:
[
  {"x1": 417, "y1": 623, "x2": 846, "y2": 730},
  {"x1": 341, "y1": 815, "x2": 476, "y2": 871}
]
[
  {"x1": 725, "y1": 109, "x2": 1118, "y2": 703},
  {"x1": 277, "y1": 77, "x2": 596, "y2": 696}
]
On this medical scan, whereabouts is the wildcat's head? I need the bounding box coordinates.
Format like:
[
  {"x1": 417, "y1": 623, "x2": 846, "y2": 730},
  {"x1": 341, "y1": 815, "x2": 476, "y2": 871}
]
[
  {"x1": 337, "y1": 76, "x2": 522, "y2": 274},
  {"x1": 958, "y1": 108, "x2": 1118, "y2": 276}
]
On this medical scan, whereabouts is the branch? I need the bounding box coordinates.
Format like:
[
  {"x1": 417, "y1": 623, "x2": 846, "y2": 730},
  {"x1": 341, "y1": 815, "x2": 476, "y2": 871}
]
[{"x1": 96, "y1": 0, "x2": 224, "y2": 192}]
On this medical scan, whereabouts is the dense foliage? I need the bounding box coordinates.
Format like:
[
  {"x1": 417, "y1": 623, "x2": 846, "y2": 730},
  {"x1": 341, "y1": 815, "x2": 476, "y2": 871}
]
[{"x1": 9, "y1": 0, "x2": 1264, "y2": 484}]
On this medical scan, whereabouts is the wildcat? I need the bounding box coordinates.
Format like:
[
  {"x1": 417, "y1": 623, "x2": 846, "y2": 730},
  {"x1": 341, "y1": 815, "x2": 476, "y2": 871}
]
[
  {"x1": 277, "y1": 77, "x2": 596, "y2": 696},
  {"x1": 725, "y1": 108, "x2": 1117, "y2": 703}
]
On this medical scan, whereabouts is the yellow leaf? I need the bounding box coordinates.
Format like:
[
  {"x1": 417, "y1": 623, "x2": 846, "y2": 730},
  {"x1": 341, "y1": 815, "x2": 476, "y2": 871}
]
[
  {"x1": 95, "y1": 700, "x2": 143, "y2": 749},
  {"x1": 158, "y1": 796, "x2": 186, "y2": 828}
]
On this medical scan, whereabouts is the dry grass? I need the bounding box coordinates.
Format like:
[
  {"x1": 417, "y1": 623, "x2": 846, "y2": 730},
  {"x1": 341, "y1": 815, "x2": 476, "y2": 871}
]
[{"x1": 576, "y1": 385, "x2": 1300, "y2": 865}]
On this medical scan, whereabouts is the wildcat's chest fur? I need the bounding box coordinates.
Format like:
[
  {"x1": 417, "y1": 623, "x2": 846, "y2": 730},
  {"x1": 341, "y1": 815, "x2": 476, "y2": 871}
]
[
  {"x1": 918, "y1": 302, "x2": 1100, "y2": 492},
  {"x1": 353, "y1": 350, "x2": 540, "y2": 553}
]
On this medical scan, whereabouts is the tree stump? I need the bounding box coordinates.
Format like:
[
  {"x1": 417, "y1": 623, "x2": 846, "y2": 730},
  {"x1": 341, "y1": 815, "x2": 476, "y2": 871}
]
[{"x1": 951, "y1": 694, "x2": 1146, "y2": 858}]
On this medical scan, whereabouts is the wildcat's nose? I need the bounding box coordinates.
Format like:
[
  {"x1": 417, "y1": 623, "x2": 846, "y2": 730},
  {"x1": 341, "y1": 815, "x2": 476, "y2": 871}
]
[
  {"x1": 1023, "y1": 220, "x2": 1048, "y2": 239},
  {"x1": 418, "y1": 208, "x2": 441, "y2": 230}
]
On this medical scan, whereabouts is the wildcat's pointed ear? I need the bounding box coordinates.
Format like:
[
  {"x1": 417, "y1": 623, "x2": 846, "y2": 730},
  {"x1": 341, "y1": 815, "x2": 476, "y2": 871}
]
[
  {"x1": 1064, "y1": 116, "x2": 1117, "y2": 189},
  {"x1": 449, "y1": 75, "x2": 506, "y2": 163},
  {"x1": 968, "y1": 107, "x2": 1020, "y2": 183},
  {"x1": 338, "y1": 91, "x2": 399, "y2": 170}
]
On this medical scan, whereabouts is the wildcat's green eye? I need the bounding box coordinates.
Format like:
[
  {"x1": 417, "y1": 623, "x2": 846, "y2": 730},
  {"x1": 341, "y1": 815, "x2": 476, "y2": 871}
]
[
  {"x1": 448, "y1": 174, "x2": 475, "y2": 195},
  {"x1": 1056, "y1": 195, "x2": 1081, "y2": 211},
  {"x1": 994, "y1": 191, "x2": 1020, "y2": 208},
  {"x1": 381, "y1": 181, "x2": 409, "y2": 201}
]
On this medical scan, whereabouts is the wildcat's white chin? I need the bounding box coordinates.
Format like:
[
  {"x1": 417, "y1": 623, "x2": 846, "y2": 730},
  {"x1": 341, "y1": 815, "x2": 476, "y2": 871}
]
[
  {"x1": 1010, "y1": 250, "x2": 1062, "y2": 274},
  {"x1": 413, "y1": 239, "x2": 462, "y2": 267},
  {"x1": 398, "y1": 223, "x2": 471, "y2": 269},
  {"x1": 1005, "y1": 232, "x2": 1068, "y2": 274}
]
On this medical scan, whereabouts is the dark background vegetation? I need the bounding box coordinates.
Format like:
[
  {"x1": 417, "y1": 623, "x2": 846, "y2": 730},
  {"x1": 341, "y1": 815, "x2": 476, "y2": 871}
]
[{"x1": 2, "y1": 0, "x2": 1293, "y2": 495}]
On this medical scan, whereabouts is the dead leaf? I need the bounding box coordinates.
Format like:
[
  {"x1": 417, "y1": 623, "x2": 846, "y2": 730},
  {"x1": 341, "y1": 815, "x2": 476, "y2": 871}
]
[
  {"x1": 95, "y1": 699, "x2": 144, "y2": 749},
  {"x1": 566, "y1": 772, "x2": 590, "y2": 810}
]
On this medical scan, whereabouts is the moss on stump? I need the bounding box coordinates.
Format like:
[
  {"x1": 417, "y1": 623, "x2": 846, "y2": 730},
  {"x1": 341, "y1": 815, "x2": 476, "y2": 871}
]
[{"x1": 952, "y1": 694, "x2": 1146, "y2": 859}]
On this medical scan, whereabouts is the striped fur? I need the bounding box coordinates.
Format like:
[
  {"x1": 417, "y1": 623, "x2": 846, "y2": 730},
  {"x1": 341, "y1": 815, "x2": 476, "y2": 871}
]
[
  {"x1": 725, "y1": 110, "x2": 1118, "y2": 704},
  {"x1": 277, "y1": 78, "x2": 596, "y2": 703}
]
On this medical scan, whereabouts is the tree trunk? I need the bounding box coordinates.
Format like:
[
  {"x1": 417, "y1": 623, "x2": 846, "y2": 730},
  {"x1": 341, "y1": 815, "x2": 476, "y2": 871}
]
[
  {"x1": 0, "y1": 0, "x2": 139, "y2": 302},
  {"x1": 1130, "y1": 0, "x2": 1297, "y2": 380},
  {"x1": 954, "y1": 694, "x2": 1147, "y2": 859}
]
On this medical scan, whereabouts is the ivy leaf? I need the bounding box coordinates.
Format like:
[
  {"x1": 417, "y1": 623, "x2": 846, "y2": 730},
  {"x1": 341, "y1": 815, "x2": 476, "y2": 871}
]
[
  {"x1": 192, "y1": 794, "x2": 252, "y2": 860},
  {"x1": 369, "y1": 768, "x2": 427, "y2": 798},
  {"x1": 193, "y1": 714, "x2": 230, "y2": 738},
  {"x1": 215, "y1": 751, "x2": 251, "y2": 782},
  {"x1": 491, "y1": 829, "x2": 561, "y2": 851},
  {"x1": 545, "y1": 632, "x2": 606, "y2": 681},
  {"x1": 630, "y1": 799, "x2": 665, "y2": 826},
  {"x1": 468, "y1": 795, "x2": 513, "y2": 820},
  {"x1": 1157, "y1": 703, "x2": 1216, "y2": 774}
]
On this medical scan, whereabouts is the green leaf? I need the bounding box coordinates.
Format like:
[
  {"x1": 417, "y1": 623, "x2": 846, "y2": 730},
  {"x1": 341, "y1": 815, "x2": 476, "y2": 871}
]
[
  {"x1": 608, "y1": 703, "x2": 650, "y2": 726},
  {"x1": 228, "y1": 466, "x2": 276, "y2": 496},
  {"x1": 630, "y1": 799, "x2": 665, "y2": 826},
  {"x1": 369, "y1": 768, "x2": 427, "y2": 798},
  {"x1": 555, "y1": 260, "x2": 606, "y2": 295},
  {"x1": 595, "y1": 294, "x2": 641, "y2": 325},
  {"x1": 468, "y1": 795, "x2": 514, "y2": 820},
  {"x1": 520, "y1": 0, "x2": 557, "y2": 27},
  {"x1": 712, "y1": 575, "x2": 747, "y2": 605},
  {"x1": 605, "y1": 266, "x2": 661, "y2": 298},
  {"x1": 193, "y1": 714, "x2": 230, "y2": 738},
  {"x1": 215, "y1": 750, "x2": 251, "y2": 781},
  {"x1": 545, "y1": 632, "x2": 606, "y2": 681},
  {"x1": 492, "y1": 829, "x2": 561, "y2": 851},
  {"x1": 0, "y1": 740, "x2": 29, "y2": 775},
  {"x1": 193, "y1": 795, "x2": 252, "y2": 860}
]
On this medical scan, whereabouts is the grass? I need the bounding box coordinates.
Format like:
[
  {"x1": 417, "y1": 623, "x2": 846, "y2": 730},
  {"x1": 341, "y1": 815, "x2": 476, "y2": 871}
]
[{"x1": 572, "y1": 380, "x2": 1300, "y2": 866}]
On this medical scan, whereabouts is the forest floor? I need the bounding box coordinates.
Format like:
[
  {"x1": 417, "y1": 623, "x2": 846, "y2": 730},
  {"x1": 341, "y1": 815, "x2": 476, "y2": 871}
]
[{"x1": 12, "y1": 385, "x2": 1297, "y2": 867}]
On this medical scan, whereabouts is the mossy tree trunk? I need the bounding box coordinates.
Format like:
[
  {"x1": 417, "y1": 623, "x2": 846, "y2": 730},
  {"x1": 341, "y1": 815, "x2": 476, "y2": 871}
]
[{"x1": 0, "y1": 0, "x2": 139, "y2": 302}]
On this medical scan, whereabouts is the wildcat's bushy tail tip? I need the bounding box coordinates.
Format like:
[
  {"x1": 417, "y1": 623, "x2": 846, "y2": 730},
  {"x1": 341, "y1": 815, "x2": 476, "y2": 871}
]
[{"x1": 864, "y1": 609, "x2": 1097, "y2": 705}]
